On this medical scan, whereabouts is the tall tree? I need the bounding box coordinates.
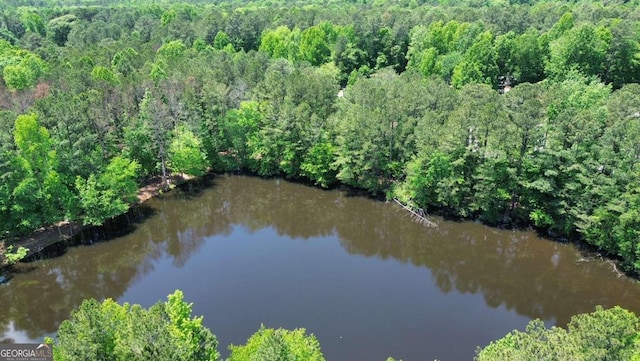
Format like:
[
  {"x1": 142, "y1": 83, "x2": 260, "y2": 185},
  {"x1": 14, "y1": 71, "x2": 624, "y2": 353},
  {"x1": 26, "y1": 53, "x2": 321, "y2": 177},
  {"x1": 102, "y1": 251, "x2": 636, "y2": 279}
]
[
  {"x1": 299, "y1": 22, "x2": 338, "y2": 66},
  {"x1": 452, "y1": 31, "x2": 498, "y2": 88},
  {"x1": 127, "y1": 91, "x2": 173, "y2": 186},
  {"x1": 547, "y1": 23, "x2": 609, "y2": 81},
  {"x1": 11, "y1": 114, "x2": 71, "y2": 232},
  {"x1": 603, "y1": 19, "x2": 640, "y2": 88},
  {"x1": 502, "y1": 82, "x2": 548, "y2": 222}
]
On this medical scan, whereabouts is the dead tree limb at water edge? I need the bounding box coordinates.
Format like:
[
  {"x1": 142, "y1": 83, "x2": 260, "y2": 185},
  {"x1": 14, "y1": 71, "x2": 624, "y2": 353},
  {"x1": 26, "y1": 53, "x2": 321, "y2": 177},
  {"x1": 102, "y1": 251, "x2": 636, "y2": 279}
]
[{"x1": 393, "y1": 199, "x2": 437, "y2": 228}]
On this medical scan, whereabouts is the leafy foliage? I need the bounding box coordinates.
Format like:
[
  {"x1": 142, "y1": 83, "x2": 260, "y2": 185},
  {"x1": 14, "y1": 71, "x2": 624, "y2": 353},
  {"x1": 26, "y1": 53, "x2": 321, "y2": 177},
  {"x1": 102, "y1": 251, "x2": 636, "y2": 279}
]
[
  {"x1": 11, "y1": 114, "x2": 70, "y2": 231},
  {"x1": 2, "y1": 245, "x2": 28, "y2": 265},
  {"x1": 301, "y1": 141, "x2": 337, "y2": 188},
  {"x1": 44, "y1": 290, "x2": 640, "y2": 361},
  {"x1": 168, "y1": 127, "x2": 208, "y2": 177},
  {"x1": 75, "y1": 156, "x2": 140, "y2": 226},
  {"x1": 49, "y1": 290, "x2": 219, "y2": 361},
  {"x1": 228, "y1": 325, "x2": 325, "y2": 361},
  {"x1": 476, "y1": 306, "x2": 640, "y2": 361},
  {"x1": 0, "y1": 40, "x2": 47, "y2": 90}
]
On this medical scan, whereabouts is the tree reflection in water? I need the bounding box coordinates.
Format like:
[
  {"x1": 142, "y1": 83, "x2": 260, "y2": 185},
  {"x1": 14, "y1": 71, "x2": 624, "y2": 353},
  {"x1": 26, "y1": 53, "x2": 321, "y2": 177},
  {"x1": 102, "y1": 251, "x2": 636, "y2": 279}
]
[{"x1": 1, "y1": 174, "x2": 639, "y2": 345}]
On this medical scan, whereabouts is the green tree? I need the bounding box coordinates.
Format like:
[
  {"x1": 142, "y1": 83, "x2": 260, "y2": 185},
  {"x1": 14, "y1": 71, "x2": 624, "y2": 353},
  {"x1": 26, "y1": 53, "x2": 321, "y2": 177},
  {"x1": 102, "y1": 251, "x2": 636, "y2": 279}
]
[
  {"x1": 260, "y1": 26, "x2": 296, "y2": 60},
  {"x1": 299, "y1": 23, "x2": 337, "y2": 66},
  {"x1": 0, "y1": 150, "x2": 18, "y2": 238},
  {"x1": 476, "y1": 306, "x2": 640, "y2": 361},
  {"x1": 127, "y1": 91, "x2": 173, "y2": 186},
  {"x1": 589, "y1": 177, "x2": 640, "y2": 272},
  {"x1": 19, "y1": 12, "x2": 46, "y2": 37},
  {"x1": 402, "y1": 151, "x2": 460, "y2": 211},
  {"x1": 2, "y1": 245, "x2": 29, "y2": 266},
  {"x1": 300, "y1": 140, "x2": 337, "y2": 188},
  {"x1": 547, "y1": 12, "x2": 575, "y2": 41},
  {"x1": 34, "y1": 89, "x2": 113, "y2": 181},
  {"x1": 523, "y1": 75, "x2": 610, "y2": 235},
  {"x1": 213, "y1": 31, "x2": 232, "y2": 51},
  {"x1": 547, "y1": 23, "x2": 609, "y2": 81},
  {"x1": 498, "y1": 82, "x2": 549, "y2": 224},
  {"x1": 249, "y1": 62, "x2": 338, "y2": 178},
  {"x1": 218, "y1": 101, "x2": 263, "y2": 172},
  {"x1": 603, "y1": 19, "x2": 640, "y2": 88},
  {"x1": 513, "y1": 29, "x2": 547, "y2": 83},
  {"x1": 228, "y1": 325, "x2": 325, "y2": 361},
  {"x1": 168, "y1": 126, "x2": 208, "y2": 177},
  {"x1": 332, "y1": 29, "x2": 366, "y2": 84},
  {"x1": 50, "y1": 290, "x2": 219, "y2": 361},
  {"x1": 496, "y1": 29, "x2": 547, "y2": 83},
  {"x1": 333, "y1": 76, "x2": 394, "y2": 193},
  {"x1": 581, "y1": 78, "x2": 640, "y2": 272},
  {"x1": 452, "y1": 31, "x2": 498, "y2": 88},
  {"x1": 334, "y1": 70, "x2": 429, "y2": 194},
  {"x1": 472, "y1": 155, "x2": 517, "y2": 224},
  {"x1": 3, "y1": 53, "x2": 47, "y2": 90},
  {"x1": 111, "y1": 48, "x2": 139, "y2": 77},
  {"x1": 415, "y1": 47, "x2": 438, "y2": 78},
  {"x1": 407, "y1": 20, "x2": 484, "y2": 83},
  {"x1": 75, "y1": 156, "x2": 140, "y2": 226},
  {"x1": 3, "y1": 64, "x2": 33, "y2": 90},
  {"x1": 47, "y1": 14, "x2": 77, "y2": 46},
  {"x1": 157, "y1": 40, "x2": 187, "y2": 61},
  {"x1": 12, "y1": 114, "x2": 71, "y2": 232},
  {"x1": 91, "y1": 66, "x2": 120, "y2": 87},
  {"x1": 451, "y1": 60, "x2": 484, "y2": 88}
]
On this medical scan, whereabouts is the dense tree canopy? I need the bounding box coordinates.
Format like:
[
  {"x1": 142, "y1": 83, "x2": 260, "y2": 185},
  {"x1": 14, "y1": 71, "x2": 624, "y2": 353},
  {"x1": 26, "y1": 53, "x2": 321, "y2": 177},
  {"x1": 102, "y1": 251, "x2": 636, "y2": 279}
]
[
  {"x1": 228, "y1": 325, "x2": 325, "y2": 361},
  {"x1": 476, "y1": 306, "x2": 640, "y2": 360},
  {"x1": 49, "y1": 290, "x2": 219, "y2": 361}
]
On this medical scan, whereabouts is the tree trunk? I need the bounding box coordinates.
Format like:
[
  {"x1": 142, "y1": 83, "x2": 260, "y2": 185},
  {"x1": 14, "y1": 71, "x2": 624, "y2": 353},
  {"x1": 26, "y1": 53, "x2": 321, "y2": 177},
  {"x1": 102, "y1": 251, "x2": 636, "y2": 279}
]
[{"x1": 161, "y1": 158, "x2": 168, "y2": 188}]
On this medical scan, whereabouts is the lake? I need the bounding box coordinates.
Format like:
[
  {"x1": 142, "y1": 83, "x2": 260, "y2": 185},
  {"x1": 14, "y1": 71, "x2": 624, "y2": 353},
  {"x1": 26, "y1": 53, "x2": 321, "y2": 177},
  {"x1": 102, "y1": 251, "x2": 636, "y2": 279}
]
[{"x1": 2, "y1": 175, "x2": 640, "y2": 360}]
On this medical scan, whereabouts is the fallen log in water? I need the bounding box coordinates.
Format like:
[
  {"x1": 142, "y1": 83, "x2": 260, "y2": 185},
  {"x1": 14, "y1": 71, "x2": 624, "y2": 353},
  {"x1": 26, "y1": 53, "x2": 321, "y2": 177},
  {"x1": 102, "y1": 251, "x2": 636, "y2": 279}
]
[{"x1": 393, "y1": 198, "x2": 437, "y2": 228}]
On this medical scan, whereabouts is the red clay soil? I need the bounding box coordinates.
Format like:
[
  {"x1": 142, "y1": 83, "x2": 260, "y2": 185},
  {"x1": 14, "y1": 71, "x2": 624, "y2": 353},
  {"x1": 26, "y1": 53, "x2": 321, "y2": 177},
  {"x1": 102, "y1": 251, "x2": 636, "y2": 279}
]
[{"x1": 0, "y1": 174, "x2": 194, "y2": 268}]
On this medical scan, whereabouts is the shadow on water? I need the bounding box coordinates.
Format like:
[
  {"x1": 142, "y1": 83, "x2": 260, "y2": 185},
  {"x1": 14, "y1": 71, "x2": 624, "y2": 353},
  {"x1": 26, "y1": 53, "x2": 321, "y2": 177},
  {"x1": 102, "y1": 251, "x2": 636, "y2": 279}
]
[
  {"x1": 164, "y1": 173, "x2": 218, "y2": 201},
  {"x1": 16, "y1": 174, "x2": 221, "y2": 269},
  {"x1": 0, "y1": 203, "x2": 163, "y2": 341},
  {"x1": 19, "y1": 204, "x2": 158, "y2": 264}
]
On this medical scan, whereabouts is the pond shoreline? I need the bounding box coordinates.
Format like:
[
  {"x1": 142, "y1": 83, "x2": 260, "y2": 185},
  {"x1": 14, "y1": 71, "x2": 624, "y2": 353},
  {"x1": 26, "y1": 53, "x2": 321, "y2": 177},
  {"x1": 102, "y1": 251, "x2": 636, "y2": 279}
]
[
  {"x1": 0, "y1": 172, "x2": 632, "y2": 282},
  {"x1": 0, "y1": 174, "x2": 195, "y2": 272},
  {"x1": 2, "y1": 174, "x2": 638, "y2": 360}
]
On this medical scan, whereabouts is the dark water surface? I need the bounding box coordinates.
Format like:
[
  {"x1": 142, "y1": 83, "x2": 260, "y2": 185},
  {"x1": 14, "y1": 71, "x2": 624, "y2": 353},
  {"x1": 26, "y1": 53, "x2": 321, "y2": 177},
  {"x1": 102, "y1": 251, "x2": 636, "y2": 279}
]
[{"x1": 2, "y1": 175, "x2": 640, "y2": 360}]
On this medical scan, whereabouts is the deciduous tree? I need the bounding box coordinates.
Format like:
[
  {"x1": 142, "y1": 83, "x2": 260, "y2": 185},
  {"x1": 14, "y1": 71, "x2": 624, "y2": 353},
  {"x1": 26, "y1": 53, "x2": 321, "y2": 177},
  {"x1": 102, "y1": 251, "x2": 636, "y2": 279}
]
[
  {"x1": 168, "y1": 126, "x2": 208, "y2": 177},
  {"x1": 75, "y1": 156, "x2": 139, "y2": 226},
  {"x1": 50, "y1": 290, "x2": 219, "y2": 361},
  {"x1": 11, "y1": 114, "x2": 71, "y2": 232},
  {"x1": 228, "y1": 325, "x2": 325, "y2": 361}
]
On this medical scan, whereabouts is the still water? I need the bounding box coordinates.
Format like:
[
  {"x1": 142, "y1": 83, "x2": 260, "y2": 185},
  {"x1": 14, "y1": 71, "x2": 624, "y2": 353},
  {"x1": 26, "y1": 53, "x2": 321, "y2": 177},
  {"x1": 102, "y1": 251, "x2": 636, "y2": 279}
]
[{"x1": 2, "y1": 175, "x2": 640, "y2": 360}]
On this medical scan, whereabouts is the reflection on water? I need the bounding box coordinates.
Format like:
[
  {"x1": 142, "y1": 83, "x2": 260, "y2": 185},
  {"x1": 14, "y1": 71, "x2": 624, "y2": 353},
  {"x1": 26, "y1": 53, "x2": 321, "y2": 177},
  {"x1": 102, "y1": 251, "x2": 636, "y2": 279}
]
[{"x1": 1, "y1": 175, "x2": 639, "y2": 360}]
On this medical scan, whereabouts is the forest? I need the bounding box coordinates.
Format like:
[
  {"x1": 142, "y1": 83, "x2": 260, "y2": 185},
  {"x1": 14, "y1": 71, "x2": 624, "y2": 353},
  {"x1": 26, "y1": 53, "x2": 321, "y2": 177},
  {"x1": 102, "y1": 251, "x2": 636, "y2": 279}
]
[{"x1": 0, "y1": 0, "x2": 639, "y2": 277}]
